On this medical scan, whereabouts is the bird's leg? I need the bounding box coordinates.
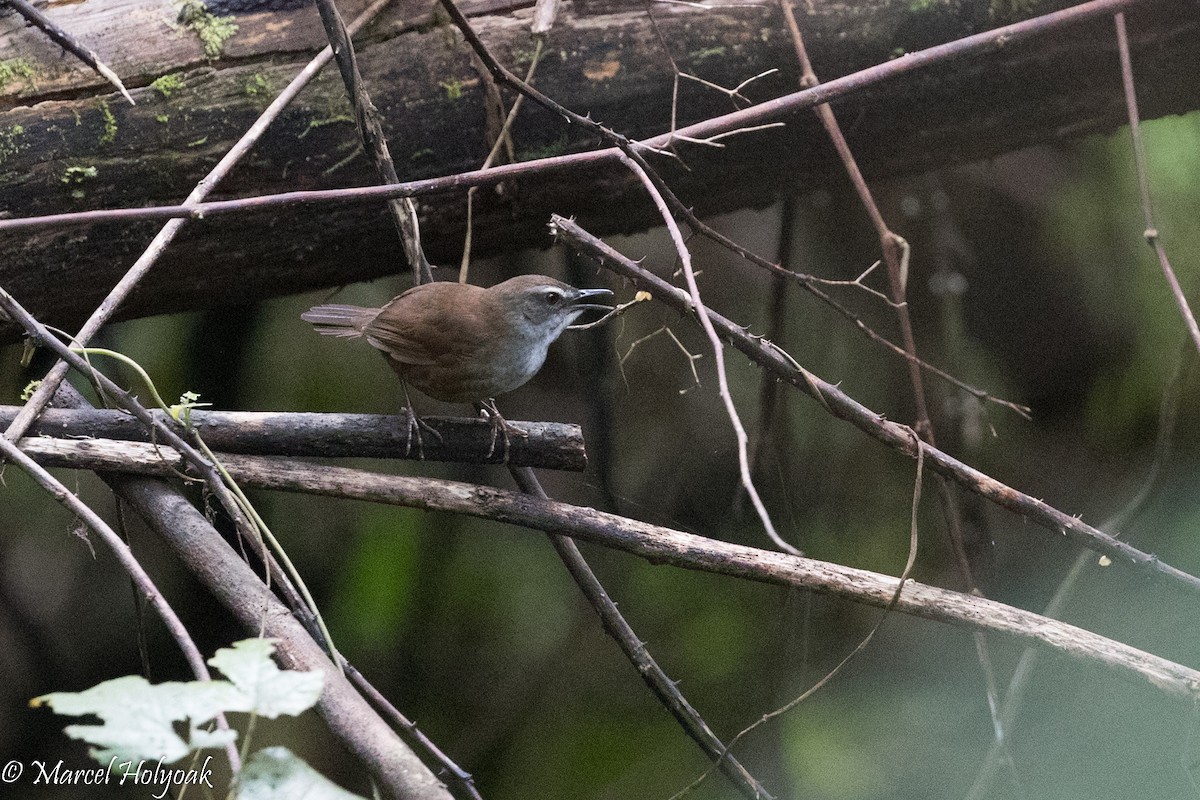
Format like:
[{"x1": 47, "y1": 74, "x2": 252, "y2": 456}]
[
  {"x1": 474, "y1": 398, "x2": 528, "y2": 462},
  {"x1": 475, "y1": 398, "x2": 507, "y2": 461},
  {"x1": 399, "y1": 376, "x2": 441, "y2": 459}
]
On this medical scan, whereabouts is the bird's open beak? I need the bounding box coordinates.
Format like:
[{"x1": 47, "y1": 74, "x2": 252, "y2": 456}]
[{"x1": 569, "y1": 287, "x2": 614, "y2": 312}]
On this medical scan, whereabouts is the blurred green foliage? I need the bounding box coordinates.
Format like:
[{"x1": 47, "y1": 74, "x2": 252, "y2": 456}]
[{"x1": 1053, "y1": 115, "x2": 1200, "y2": 445}]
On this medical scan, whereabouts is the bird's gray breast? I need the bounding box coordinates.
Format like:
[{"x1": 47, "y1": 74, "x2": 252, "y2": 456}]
[{"x1": 489, "y1": 334, "x2": 550, "y2": 395}]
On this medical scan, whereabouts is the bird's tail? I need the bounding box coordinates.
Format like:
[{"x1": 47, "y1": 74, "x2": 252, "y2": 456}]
[{"x1": 301, "y1": 304, "x2": 378, "y2": 338}]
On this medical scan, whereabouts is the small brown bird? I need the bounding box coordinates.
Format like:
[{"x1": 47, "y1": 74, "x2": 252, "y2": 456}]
[{"x1": 302, "y1": 275, "x2": 612, "y2": 453}]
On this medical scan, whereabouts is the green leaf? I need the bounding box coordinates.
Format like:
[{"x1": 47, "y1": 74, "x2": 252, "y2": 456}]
[
  {"x1": 34, "y1": 675, "x2": 243, "y2": 764},
  {"x1": 35, "y1": 638, "x2": 324, "y2": 765},
  {"x1": 236, "y1": 747, "x2": 367, "y2": 800},
  {"x1": 208, "y1": 638, "x2": 324, "y2": 719}
]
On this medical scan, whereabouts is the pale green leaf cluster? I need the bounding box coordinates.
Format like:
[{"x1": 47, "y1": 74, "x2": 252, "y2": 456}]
[
  {"x1": 34, "y1": 675, "x2": 241, "y2": 763},
  {"x1": 34, "y1": 638, "x2": 323, "y2": 765}
]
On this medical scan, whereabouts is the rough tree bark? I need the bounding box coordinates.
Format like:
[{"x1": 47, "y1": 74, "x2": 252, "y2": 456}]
[{"x1": 0, "y1": 0, "x2": 1197, "y2": 336}]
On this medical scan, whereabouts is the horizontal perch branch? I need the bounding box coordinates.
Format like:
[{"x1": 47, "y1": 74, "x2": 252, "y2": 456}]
[
  {"x1": 0, "y1": 406, "x2": 586, "y2": 471},
  {"x1": 24, "y1": 438, "x2": 1200, "y2": 702}
]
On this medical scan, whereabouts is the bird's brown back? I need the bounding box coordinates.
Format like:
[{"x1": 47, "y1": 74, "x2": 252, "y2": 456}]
[{"x1": 363, "y1": 281, "x2": 521, "y2": 403}]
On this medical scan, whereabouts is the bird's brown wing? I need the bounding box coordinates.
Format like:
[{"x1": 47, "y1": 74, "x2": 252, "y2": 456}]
[{"x1": 361, "y1": 282, "x2": 491, "y2": 367}]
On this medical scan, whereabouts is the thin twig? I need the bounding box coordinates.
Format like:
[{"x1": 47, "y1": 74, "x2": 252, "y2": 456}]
[
  {"x1": 645, "y1": 2, "x2": 777, "y2": 161},
  {"x1": 1114, "y1": 11, "x2": 1200, "y2": 355},
  {"x1": 965, "y1": 343, "x2": 1195, "y2": 800},
  {"x1": 779, "y1": 0, "x2": 937, "y2": 492},
  {"x1": 670, "y1": 432, "x2": 926, "y2": 799},
  {"x1": 685, "y1": 219, "x2": 1031, "y2": 418},
  {"x1": 619, "y1": 151, "x2": 799, "y2": 555},
  {"x1": 780, "y1": 0, "x2": 1004, "y2": 744},
  {"x1": 678, "y1": 69, "x2": 776, "y2": 104},
  {"x1": 811, "y1": 260, "x2": 901, "y2": 307},
  {"x1": 341, "y1": 660, "x2": 484, "y2": 800},
  {"x1": 4, "y1": 0, "x2": 134, "y2": 104},
  {"x1": 509, "y1": 467, "x2": 774, "y2": 800},
  {"x1": 313, "y1": 0, "x2": 433, "y2": 286},
  {"x1": 460, "y1": 39, "x2": 545, "y2": 282},
  {"x1": 742, "y1": 198, "x2": 794, "y2": 515},
  {"x1": 615, "y1": 324, "x2": 702, "y2": 393}
]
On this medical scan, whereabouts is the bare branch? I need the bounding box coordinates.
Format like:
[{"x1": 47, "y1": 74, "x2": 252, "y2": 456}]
[
  {"x1": 508, "y1": 466, "x2": 775, "y2": 800},
  {"x1": 0, "y1": 406, "x2": 587, "y2": 471},
  {"x1": 313, "y1": 0, "x2": 433, "y2": 286},
  {"x1": 29, "y1": 443, "x2": 1200, "y2": 704},
  {"x1": 341, "y1": 661, "x2": 485, "y2": 800}
]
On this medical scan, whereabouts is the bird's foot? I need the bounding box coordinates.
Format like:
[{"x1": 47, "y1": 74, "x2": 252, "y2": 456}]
[
  {"x1": 476, "y1": 399, "x2": 528, "y2": 463},
  {"x1": 402, "y1": 406, "x2": 443, "y2": 460}
]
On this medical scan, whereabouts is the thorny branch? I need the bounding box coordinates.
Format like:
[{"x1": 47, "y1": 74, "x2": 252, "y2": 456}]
[
  {"x1": 509, "y1": 466, "x2": 774, "y2": 800},
  {"x1": 551, "y1": 215, "x2": 1200, "y2": 595}
]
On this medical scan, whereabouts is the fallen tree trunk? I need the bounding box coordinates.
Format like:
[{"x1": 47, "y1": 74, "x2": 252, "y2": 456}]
[{"x1": 0, "y1": 0, "x2": 1197, "y2": 336}]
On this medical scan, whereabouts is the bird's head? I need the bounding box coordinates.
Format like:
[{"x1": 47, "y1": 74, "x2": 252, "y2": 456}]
[{"x1": 490, "y1": 275, "x2": 613, "y2": 344}]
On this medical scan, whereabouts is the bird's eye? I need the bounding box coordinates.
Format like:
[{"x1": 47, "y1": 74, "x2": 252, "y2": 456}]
[{"x1": 543, "y1": 290, "x2": 562, "y2": 306}]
